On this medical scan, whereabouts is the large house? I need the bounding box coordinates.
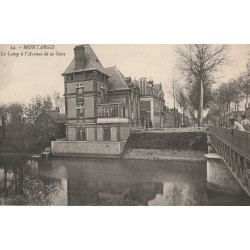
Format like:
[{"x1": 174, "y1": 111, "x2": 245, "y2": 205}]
[
  {"x1": 52, "y1": 44, "x2": 140, "y2": 157},
  {"x1": 133, "y1": 78, "x2": 165, "y2": 128}
]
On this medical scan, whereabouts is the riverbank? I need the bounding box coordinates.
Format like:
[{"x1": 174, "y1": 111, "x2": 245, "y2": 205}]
[
  {"x1": 0, "y1": 152, "x2": 34, "y2": 156},
  {"x1": 122, "y1": 148, "x2": 206, "y2": 162}
]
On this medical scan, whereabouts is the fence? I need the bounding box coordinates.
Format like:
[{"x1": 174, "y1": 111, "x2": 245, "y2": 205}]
[{"x1": 209, "y1": 126, "x2": 250, "y2": 195}]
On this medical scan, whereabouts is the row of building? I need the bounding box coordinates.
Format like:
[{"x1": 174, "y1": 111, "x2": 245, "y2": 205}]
[{"x1": 52, "y1": 45, "x2": 177, "y2": 157}]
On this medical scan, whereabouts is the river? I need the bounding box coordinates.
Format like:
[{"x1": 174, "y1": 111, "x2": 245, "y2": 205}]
[{"x1": 0, "y1": 156, "x2": 249, "y2": 206}]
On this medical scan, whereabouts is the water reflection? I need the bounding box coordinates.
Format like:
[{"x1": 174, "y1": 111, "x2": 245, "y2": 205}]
[
  {"x1": 0, "y1": 156, "x2": 207, "y2": 206},
  {"x1": 0, "y1": 156, "x2": 62, "y2": 205},
  {"x1": 206, "y1": 159, "x2": 250, "y2": 205}
]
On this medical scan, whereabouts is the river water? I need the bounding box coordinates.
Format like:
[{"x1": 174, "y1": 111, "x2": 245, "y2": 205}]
[{"x1": 0, "y1": 156, "x2": 249, "y2": 206}]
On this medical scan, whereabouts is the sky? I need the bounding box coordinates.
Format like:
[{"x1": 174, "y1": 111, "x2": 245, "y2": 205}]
[{"x1": 0, "y1": 44, "x2": 249, "y2": 108}]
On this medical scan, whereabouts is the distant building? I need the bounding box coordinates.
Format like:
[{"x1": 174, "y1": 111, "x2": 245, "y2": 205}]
[
  {"x1": 52, "y1": 44, "x2": 140, "y2": 157},
  {"x1": 133, "y1": 78, "x2": 165, "y2": 128},
  {"x1": 162, "y1": 107, "x2": 183, "y2": 128}
]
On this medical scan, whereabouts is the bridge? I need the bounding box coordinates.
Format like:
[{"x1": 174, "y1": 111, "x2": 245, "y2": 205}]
[
  {"x1": 131, "y1": 126, "x2": 250, "y2": 197},
  {"x1": 209, "y1": 126, "x2": 250, "y2": 196}
]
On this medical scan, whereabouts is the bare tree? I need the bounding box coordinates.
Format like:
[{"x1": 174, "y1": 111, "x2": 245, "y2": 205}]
[
  {"x1": 176, "y1": 45, "x2": 229, "y2": 126},
  {"x1": 227, "y1": 78, "x2": 244, "y2": 120},
  {"x1": 241, "y1": 63, "x2": 250, "y2": 114},
  {"x1": 176, "y1": 85, "x2": 189, "y2": 126}
]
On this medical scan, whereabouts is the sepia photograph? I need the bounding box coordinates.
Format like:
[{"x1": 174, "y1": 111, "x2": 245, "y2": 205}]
[
  {"x1": 0, "y1": 44, "x2": 249, "y2": 206},
  {"x1": 2, "y1": 0, "x2": 250, "y2": 249}
]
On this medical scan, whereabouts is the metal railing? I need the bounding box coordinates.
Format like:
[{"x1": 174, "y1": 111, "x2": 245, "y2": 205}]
[
  {"x1": 209, "y1": 126, "x2": 250, "y2": 195},
  {"x1": 97, "y1": 103, "x2": 128, "y2": 119},
  {"x1": 209, "y1": 126, "x2": 250, "y2": 161}
]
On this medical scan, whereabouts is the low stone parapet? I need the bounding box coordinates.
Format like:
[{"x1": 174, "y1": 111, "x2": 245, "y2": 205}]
[{"x1": 52, "y1": 140, "x2": 127, "y2": 158}]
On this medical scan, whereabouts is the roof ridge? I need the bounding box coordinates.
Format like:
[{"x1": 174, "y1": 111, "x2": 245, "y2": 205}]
[
  {"x1": 105, "y1": 66, "x2": 116, "y2": 69},
  {"x1": 84, "y1": 44, "x2": 104, "y2": 68},
  {"x1": 114, "y1": 66, "x2": 125, "y2": 80},
  {"x1": 103, "y1": 66, "x2": 129, "y2": 91}
]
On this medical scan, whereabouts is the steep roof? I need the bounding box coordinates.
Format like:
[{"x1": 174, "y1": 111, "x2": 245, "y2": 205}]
[
  {"x1": 63, "y1": 44, "x2": 106, "y2": 75},
  {"x1": 63, "y1": 45, "x2": 130, "y2": 92},
  {"x1": 103, "y1": 66, "x2": 129, "y2": 91}
]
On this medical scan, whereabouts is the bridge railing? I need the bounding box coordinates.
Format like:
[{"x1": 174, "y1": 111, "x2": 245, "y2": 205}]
[
  {"x1": 209, "y1": 126, "x2": 250, "y2": 160},
  {"x1": 209, "y1": 126, "x2": 250, "y2": 195}
]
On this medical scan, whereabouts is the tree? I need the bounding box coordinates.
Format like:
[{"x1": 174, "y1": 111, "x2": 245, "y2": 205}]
[
  {"x1": 0, "y1": 95, "x2": 65, "y2": 153},
  {"x1": 187, "y1": 77, "x2": 214, "y2": 112},
  {"x1": 53, "y1": 91, "x2": 65, "y2": 113},
  {"x1": 176, "y1": 45, "x2": 229, "y2": 126},
  {"x1": 0, "y1": 105, "x2": 7, "y2": 146},
  {"x1": 23, "y1": 95, "x2": 64, "y2": 151},
  {"x1": 6, "y1": 103, "x2": 25, "y2": 151},
  {"x1": 176, "y1": 85, "x2": 189, "y2": 126},
  {"x1": 214, "y1": 83, "x2": 235, "y2": 127},
  {"x1": 241, "y1": 64, "x2": 250, "y2": 114},
  {"x1": 228, "y1": 78, "x2": 244, "y2": 118}
]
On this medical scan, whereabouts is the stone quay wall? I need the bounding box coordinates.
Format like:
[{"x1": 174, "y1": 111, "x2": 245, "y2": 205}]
[{"x1": 52, "y1": 140, "x2": 127, "y2": 158}]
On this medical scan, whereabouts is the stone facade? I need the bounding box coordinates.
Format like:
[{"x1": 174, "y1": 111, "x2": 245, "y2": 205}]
[
  {"x1": 133, "y1": 78, "x2": 166, "y2": 128},
  {"x1": 52, "y1": 140, "x2": 127, "y2": 158},
  {"x1": 63, "y1": 45, "x2": 140, "y2": 143},
  {"x1": 52, "y1": 44, "x2": 140, "y2": 157}
]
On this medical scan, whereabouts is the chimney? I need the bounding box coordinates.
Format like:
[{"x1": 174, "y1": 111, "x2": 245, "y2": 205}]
[
  {"x1": 125, "y1": 77, "x2": 133, "y2": 87},
  {"x1": 74, "y1": 45, "x2": 85, "y2": 70}
]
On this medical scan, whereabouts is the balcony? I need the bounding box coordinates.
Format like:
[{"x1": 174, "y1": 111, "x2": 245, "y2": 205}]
[{"x1": 97, "y1": 103, "x2": 129, "y2": 124}]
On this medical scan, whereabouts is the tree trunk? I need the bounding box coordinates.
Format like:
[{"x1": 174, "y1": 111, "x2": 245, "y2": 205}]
[
  {"x1": 245, "y1": 96, "x2": 248, "y2": 116},
  {"x1": 237, "y1": 103, "x2": 240, "y2": 121},
  {"x1": 199, "y1": 79, "x2": 204, "y2": 127},
  {"x1": 182, "y1": 109, "x2": 185, "y2": 127},
  {"x1": 173, "y1": 81, "x2": 176, "y2": 128}
]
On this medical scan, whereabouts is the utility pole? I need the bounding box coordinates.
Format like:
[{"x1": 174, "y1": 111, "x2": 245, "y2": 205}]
[
  {"x1": 245, "y1": 63, "x2": 250, "y2": 116},
  {"x1": 173, "y1": 79, "x2": 176, "y2": 128},
  {"x1": 1, "y1": 115, "x2": 6, "y2": 144},
  {"x1": 199, "y1": 78, "x2": 204, "y2": 127}
]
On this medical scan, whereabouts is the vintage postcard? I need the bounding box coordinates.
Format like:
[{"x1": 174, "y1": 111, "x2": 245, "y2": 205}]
[{"x1": 0, "y1": 44, "x2": 249, "y2": 206}]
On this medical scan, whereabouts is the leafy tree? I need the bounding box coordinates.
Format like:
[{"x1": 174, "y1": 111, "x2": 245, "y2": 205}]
[{"x1": 0, "y1": 94, "x2": 65, "y2": 153}]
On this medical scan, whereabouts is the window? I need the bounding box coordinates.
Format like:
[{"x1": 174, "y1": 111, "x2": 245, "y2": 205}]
[
  {"x1": 76, "y1": 86, "x2": 84, "y2": 119},
  {"x1": 103, "y1": 127, "x2": 111, "y2": 141},
  {"x1": 78, "y1": 108, "x2": 84, "y2": 118},
  {"x1": 123, "y1": 107, "x2": 126, "y2": 118},
  {"x1": 77, "y1": 87, "x2": 84, "y2": 99},
  {"x1": 100, "y1": 84, "x2": 105, "y2": 100},
  {"x1": 131, "y1": 91, "x2": 134, "y2": 103},
  {"x1": 110, "y1": 105, "x2": 118, "y2": 118},
  {"x1": 77, "y1": 129, "x2": 86, "y2": 141},
  {"x1": 71, "y1": 74, "x2": 74, "y2": 81},
  {"x1": 77, "y1": 105, "x2": 84, "y2": 118}
]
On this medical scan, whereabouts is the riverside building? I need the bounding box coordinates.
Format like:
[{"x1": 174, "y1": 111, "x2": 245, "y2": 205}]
[{"x1": 52, "y1": 44, "x2": 140, "y2": 158}]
